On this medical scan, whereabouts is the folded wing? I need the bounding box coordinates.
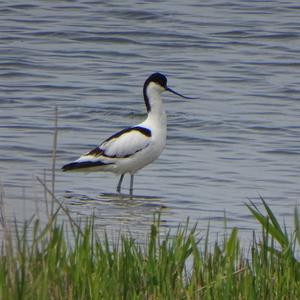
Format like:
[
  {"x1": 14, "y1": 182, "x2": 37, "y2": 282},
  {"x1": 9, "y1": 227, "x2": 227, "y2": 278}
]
[
  {"x1": 62, "y1": 126, "x2": 152, "y2": 172},
  {"x1": 99, "y1": 126, "x2": 151, "y2": 158}
]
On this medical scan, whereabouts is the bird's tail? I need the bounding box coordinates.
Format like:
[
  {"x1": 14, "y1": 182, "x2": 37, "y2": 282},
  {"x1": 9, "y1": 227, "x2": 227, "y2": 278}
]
[{"x1": 62, "y1": 160, "x2": 110, "y2": 172}]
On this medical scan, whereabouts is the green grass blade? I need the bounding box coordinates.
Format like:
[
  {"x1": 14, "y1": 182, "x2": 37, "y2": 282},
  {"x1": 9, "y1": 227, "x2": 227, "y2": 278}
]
[
  {"x1": 294, "y1": 206, "x2": 300, "y2": 247},
  {"x1": 247, "y1": 200, "x2": 287, "y2": 247}
]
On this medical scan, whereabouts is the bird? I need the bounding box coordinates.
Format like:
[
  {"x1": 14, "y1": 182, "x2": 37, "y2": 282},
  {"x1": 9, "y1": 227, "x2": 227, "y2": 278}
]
[{"x1": 62, "y1": 72, "x2": 193, "y2": 197}]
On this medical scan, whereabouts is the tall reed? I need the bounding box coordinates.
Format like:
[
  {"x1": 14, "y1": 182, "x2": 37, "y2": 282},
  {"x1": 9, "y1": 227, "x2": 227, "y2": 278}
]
[{"x1": 0, "y1": 195, "x2": 299, "y2": 299}]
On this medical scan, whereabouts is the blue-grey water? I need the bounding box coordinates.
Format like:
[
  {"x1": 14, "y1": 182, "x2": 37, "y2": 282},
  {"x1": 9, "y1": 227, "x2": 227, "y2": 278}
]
[{"x1": 1, "y1": 1, "x2": 300, "y2": 241}]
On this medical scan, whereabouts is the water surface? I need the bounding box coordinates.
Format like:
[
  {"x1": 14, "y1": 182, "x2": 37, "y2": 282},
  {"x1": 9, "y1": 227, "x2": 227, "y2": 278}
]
[{"x1": 1, "y1": 0, "x2": 300, "y2": 240}]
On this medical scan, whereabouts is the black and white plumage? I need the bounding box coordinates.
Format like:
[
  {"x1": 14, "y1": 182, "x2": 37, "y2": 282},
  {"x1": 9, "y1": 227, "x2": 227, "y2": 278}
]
[{"x1": 62, "y1": 72, "x2": 193, "y2": 196}]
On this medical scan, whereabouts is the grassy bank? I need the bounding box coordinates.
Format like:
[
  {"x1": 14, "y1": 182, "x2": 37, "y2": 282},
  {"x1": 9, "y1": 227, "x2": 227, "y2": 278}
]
[{"x1": 0, "y1": 191, "x2": 299, "y2": 299}]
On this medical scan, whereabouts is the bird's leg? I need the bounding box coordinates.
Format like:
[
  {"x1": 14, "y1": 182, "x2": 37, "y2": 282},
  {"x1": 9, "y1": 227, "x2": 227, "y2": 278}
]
[
  {"x1": 129, "y1": 175, "x2": 134, "y2": 198},
  {"x1": 117, "y1": 174, "x2": 125, "y2": 193}
]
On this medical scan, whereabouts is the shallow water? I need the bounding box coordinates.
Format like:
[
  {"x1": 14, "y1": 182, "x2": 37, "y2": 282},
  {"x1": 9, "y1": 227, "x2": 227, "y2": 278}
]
[{"x1": 1, "y1": 0, "x2": 300, "y2": 240}]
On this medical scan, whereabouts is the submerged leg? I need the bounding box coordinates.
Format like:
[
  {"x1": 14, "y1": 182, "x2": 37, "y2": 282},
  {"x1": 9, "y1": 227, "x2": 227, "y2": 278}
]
[
  {"x1": 117, "y1": 174, "x2": 125, "y2": 193},
  {"x1": 129, "y1": 175, "x2": 134, "y2": 197}
]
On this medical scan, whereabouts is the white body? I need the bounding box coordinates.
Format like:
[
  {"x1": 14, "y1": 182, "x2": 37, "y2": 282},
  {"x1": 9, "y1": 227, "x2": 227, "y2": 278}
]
[{"x1": 68, "y1": 82, "x2": 167, "y2": 175}]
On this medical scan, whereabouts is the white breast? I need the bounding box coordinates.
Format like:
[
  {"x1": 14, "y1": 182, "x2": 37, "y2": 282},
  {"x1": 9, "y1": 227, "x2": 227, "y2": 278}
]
[{"x1": 114, "y1": 111, "x2": 167, "y2": 174}]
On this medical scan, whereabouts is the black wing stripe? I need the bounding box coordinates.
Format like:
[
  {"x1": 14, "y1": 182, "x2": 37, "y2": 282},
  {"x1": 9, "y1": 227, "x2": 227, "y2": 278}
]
[
  {"x1": 132, "y1": 126, "x2": 152, "y2": 137},
  {"x1": 102, "y1": 145, "x2": 148, "y2": 159},
  {"x1": 104, "y1": 126, "x2": 151, "y2": 143},
  {"x1": 62, "y1": 161, "x2": 111, "y2": 171},
  {"x1": 86, "y1": 147, "x2": 103, "y2": 157}
]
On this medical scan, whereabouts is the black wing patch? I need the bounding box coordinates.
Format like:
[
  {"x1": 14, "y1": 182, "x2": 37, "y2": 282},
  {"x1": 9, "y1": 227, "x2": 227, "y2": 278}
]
[
  {"x1": 86, "y1": 147, "x2": 104, "y2": 156},
  {"x1": 62, "y1": 161, "x2": 110, "y2": 171},
  {"x1": 104, "y1": 126, "x2": 151, "y2": 143}
]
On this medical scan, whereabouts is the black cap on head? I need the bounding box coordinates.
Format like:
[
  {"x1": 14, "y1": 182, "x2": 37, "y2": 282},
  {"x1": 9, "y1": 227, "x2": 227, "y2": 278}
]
[{"x1": 144, "y1": 72, "x2": 167, "y2": 89}]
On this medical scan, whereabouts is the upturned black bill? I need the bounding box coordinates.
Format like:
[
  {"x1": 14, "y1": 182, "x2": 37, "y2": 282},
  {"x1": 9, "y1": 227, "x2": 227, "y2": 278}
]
[{"x1": 166, "y1": 87, "x2": 196, "y2": 99}]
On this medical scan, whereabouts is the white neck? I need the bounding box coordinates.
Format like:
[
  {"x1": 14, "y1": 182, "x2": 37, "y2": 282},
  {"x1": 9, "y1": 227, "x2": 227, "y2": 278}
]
[
  {"x1": 143, "y1": 84, "x2": 167, "y2": 130},
  {"x1": 146, "y1": 84, "x2": 165, "y2": 116}
]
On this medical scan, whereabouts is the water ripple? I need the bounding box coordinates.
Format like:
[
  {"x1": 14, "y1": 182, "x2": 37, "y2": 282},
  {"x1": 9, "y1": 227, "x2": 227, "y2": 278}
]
[{"x1": 0, "y1": 0, "x2": 299, "y2": 240}]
